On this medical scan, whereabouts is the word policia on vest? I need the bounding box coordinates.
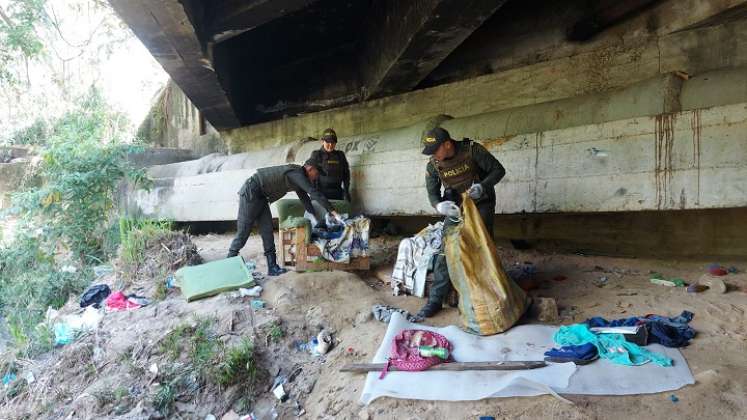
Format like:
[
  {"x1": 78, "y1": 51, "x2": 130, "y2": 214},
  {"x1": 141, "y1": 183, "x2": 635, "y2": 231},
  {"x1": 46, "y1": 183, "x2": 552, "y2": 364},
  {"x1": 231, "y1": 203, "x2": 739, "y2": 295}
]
[
  {"x1": 433, "y1": 143, "x2": 478, "y2": 193},
  {"x1": 441, "y1": 162, "x2": 472, "y2": 179}
]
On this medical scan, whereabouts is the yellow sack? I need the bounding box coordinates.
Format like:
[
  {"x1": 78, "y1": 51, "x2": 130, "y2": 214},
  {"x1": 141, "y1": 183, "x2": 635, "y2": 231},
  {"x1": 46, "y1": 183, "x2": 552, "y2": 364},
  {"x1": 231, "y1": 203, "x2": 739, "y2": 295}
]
[{"x1": 444, "y1": 195, "x2": 528, "y2": 335}]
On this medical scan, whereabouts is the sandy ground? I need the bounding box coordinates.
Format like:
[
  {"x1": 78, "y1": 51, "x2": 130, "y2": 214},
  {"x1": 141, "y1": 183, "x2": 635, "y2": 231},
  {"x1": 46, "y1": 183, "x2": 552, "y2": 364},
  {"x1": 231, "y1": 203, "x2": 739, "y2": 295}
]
[
  {"x1": 195, "y1": 232, "x2": 747, "y2": 420},
  {"x1": 1, "y1": 229, "x2": 745, "y2": 420}
]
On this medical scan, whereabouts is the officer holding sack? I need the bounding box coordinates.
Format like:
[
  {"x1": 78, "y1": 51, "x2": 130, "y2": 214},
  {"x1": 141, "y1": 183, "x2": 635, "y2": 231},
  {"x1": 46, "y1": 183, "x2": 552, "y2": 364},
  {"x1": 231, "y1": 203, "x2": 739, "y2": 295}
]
[{"x1": 418, "y1": 127, "x2": 506, "y2": 318}]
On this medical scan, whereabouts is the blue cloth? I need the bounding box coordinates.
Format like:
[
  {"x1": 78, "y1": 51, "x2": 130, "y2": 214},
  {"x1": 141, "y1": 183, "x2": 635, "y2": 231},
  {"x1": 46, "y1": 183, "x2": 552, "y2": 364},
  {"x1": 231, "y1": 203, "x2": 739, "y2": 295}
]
[
  {"x1": 554, "y1": 324, "x2": 673, "y2": 367},
  {"x1": 585, "y1": 311, "x2": 695, "y2": 348},
  {"x1": 544, "y1": 342, "x2": 598, "y2": 361},
  {"x1": 312, "y1": 224, "x2": 345, "y2": 240}
]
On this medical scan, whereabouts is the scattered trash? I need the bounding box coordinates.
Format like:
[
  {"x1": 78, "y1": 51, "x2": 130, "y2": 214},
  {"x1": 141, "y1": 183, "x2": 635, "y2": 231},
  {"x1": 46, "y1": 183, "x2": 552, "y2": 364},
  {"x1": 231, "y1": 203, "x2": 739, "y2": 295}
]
[
  {"x1": 552, "y1": 275, "x2": 567, "y2": 282},
  {"x1": 205, "y1": 415, "x2": 217, "y2": 420},
  {"x1": 371, "y1": 304, "x2": 420, "y2": 323},
  {"x1": 593, "y1": 276, "x2": 608, "y2": 287},
  {"x1": 149, "y1": 363, "x2": 158, "y2": 375},
  {"x1": 708, "y1": 265, "x2": 728, "y2": 276},
  {"x1": 293, "y1": 399, "x2": 306, "y2": 417},
  {"x1": 165, "y1": 275, "x2": 176, "y2": 289},
  {"x1": 25, "y1": 372, "x2": 35, "y2": 385},
  {"x1": 650, "y1": 273, "x2": 685, "y2": 287},
  {"x1": 239, "y1": 285, "x2": 263, "y2": 297},
  {"x1": 250, "y1": 299, "x2": 266, "y2": 309},
  {"x1": 479, "y1": 417, "x2": 496, "y2": 420},
  {"x1": 53, "y1": 306, "x2": 104, "y2": 346},
  {"x1": 60, "y1": 265, "x2": 77, "y2": 273},
  {"x1": 316, "y1": 329, "x2": 333, "y2": 355},
  {"x1": 294, "y1": 331, "x2": 333, "y2": 357},
  {"x1": 92, "y1": 264, "x2": 114, "y2": 278},
  {"x1": 106, "y1": 291, "x2": 144, "y2": 311},
  {"x1": 127, "y1": 295, "x2": 151, "y2": 307},
  {"x1": 79, "y1": 284, "x2": 111, "y2": 308},
  {"x1": 698, "y1": 274, "x2": 727, "y2": 294},
  {"x1": 687, "y1": 284, "x2": 708, "y2": 293},
  {"x1": 245, "y1": 260, "x2": 257, "y2": 272},
  {"x1": 2, "y1": 373, "x2": 16, "y2": 386},
  {"x1": 54, "y1": 323, "x2": 75, "y2": 346},
  {"x1": 727, "y1": 266, "x2": 739, "y2": 274},
  {"x1": 272, "y1": 383, "x2": 287, "y2": 401},
  {"x1": 670, "y1": 394, "x2": 679, "y2": 403}
]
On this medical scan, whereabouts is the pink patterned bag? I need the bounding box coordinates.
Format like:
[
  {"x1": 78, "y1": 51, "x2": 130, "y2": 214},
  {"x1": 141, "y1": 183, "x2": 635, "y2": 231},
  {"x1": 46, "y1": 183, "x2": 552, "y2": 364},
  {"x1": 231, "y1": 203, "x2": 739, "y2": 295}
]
[{"x1": 380, "y1": 329, "x2": 452, "y2": 378}]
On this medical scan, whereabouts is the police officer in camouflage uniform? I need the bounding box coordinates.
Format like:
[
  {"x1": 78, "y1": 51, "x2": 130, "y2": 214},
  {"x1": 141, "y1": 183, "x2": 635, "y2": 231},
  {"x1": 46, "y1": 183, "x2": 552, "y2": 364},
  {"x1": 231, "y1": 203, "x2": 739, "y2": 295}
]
[
  {"x1": 417, "y1": 127, "x2": 506, "y2": 318},
  {"x1": 307, "y1": 128, "x2": 351, "y2": 201},
  {"x1": 227, "y1": 160, "x2": 342, "y2": 276}
]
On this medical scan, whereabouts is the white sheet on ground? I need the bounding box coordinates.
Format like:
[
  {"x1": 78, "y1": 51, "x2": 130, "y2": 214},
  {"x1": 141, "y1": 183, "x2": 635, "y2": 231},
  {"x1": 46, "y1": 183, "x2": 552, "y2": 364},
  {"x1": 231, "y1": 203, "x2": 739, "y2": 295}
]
[{"x1": 360, "y1": 313, "x2": 694, "y2": 404}]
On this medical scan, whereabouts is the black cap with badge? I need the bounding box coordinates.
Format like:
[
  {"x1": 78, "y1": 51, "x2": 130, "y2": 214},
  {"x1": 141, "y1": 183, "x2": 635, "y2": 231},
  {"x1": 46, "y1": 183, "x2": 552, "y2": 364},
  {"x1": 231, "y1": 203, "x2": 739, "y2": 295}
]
[
  {"x1": 321, "y1": 128, "x2": 337, "y2": 143},
  {"x1": 421, "y1": 127, "x2": 452, "y2": 155}
]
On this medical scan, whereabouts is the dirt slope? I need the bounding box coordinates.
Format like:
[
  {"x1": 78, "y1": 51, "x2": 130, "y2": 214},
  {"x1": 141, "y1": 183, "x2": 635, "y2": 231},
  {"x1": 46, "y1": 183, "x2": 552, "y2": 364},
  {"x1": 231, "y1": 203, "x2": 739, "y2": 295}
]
[{"x1": 1, "y1": 232, "x2": 745, "y2": 420}]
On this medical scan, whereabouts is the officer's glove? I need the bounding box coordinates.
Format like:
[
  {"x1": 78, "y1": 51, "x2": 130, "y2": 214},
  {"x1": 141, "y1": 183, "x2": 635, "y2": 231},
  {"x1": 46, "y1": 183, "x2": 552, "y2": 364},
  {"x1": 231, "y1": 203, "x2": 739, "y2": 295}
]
[
  {"x1": 467, "y1": 183, "x2": 484, "y2": 200},
  {"x1": 436, "y1": 201, "x2": 460, "y2": 218}
]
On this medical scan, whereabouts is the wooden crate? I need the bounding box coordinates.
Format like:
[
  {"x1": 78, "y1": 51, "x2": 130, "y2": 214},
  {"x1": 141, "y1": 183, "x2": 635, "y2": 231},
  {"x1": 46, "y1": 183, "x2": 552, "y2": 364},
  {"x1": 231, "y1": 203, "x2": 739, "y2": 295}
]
[{"x1": 278, "y1": 227, "x2": 370, "y2": 271}]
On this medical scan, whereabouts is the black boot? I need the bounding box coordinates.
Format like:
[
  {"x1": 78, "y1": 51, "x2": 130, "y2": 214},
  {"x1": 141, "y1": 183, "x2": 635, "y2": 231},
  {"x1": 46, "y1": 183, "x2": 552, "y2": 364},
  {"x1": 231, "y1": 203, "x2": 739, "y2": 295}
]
[
  {"x1": 227, "y1": 250, "x2": 239, "y2": 258},
  {"x1": 416, "y1": 302, "x2": 442, "y2": 319},
  {"x1": 266, "y1": 253, "x2": 287, "y2": 276}
]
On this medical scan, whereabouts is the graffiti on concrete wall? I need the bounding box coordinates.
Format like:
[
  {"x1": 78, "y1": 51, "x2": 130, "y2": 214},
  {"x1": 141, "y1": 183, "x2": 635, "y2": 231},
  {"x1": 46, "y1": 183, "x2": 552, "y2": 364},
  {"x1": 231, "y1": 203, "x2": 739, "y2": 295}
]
[{"x1": 343, "y1": 137, "x2": 379, "y2": 154}]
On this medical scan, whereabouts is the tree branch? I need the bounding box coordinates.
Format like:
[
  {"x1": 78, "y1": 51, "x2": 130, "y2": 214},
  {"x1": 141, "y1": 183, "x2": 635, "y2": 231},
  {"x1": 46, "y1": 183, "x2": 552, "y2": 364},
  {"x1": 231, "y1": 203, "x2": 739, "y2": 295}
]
[{"x1": 0, "y1": 5, "x2": 16, "y2": 28}]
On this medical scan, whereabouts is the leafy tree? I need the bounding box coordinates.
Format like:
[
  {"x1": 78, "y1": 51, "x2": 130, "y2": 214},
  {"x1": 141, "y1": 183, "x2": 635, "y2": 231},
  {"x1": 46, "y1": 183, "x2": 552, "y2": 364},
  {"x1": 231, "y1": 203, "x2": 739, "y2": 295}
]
[
  {"x1": 0, "y1": 87, "x2": 150, "y2": 354},
  {"x1": 0, "y1": 0, "x2": 47, "y2": 83},
  {"x1": 9, "y1": 87, "x2": 149, "y2": 262}
]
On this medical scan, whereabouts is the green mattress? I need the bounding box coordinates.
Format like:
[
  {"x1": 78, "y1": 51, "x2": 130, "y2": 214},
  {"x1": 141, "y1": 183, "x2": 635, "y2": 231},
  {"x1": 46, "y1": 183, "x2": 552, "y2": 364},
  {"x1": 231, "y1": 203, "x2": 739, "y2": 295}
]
[{"x1": 175, "y1": 256, "x2": 254, "y2": 302}]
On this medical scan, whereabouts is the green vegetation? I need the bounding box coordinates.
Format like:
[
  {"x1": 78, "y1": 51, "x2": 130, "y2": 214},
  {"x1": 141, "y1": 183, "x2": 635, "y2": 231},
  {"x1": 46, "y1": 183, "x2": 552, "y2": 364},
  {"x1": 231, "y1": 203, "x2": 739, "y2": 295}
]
[
  {"x1": 0, "y1": 0, "x2": 47, "y2": 85},
  {"x1": 0, "y1": 89, "x2": 149, "y2": 356},
  {"x1": 216, "y1": 338, "x2": 257, "y2": 386},
  {"x1": 119, "y1": 218, "x2": 173, "y2": 265},
  {"x1": 152, "y1": 317, "x2": 258, "y2": 415},
  {"x1": 266, "y1": 321, "x2": 285, "y2": 343}
]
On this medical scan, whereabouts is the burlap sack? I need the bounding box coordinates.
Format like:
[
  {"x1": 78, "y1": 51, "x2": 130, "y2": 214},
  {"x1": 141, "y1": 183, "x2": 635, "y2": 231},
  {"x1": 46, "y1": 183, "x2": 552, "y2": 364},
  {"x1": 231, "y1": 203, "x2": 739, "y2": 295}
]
[{"x1": 444, "y1": 195, "x2": 528, "y2": 335}]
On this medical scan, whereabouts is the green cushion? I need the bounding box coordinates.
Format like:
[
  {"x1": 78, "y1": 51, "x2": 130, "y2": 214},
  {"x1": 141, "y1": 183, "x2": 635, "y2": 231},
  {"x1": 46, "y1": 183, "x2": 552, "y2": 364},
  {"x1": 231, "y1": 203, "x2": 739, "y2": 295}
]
[
  {"x1": 175, "y1": 256, "x2": 254, "y2": 302},
  {"x1": 275, "y1": 198, "x2": 351, "y2": 223}
]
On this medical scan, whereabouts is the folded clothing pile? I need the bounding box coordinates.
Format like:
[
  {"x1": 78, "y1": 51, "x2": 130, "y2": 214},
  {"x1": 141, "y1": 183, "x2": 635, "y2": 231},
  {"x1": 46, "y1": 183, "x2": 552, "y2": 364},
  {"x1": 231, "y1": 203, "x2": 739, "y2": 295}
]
[{"x1": 585, "y1": 310, "x2": 696, "y2": 348}]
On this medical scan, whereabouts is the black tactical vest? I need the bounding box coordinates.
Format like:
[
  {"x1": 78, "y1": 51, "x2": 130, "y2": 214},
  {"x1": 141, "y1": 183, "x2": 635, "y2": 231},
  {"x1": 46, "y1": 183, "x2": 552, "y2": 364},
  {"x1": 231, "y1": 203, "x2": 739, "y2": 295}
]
[
  {"x1": 431, "y1": 141, "x2": 478, "y2": 193},
  {"x1": 318, "y1": 149, "x2": 345, "y2": 189},
  {"x1": 255, "y1": 164, "x2": 299, "y2": 203}
]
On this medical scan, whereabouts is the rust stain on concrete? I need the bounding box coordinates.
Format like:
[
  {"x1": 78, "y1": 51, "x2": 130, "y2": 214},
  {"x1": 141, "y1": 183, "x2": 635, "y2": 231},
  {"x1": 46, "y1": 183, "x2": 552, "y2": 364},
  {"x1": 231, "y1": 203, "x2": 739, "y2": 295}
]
[
  {"x1": 478, "y1": 135, "x2": 516, "y2": 151},
  {"x1": 690, "y1": 109, "x2": 702, "y2": 206},
  {"x1": 654, "y1": 113, "x2": 676, "y2": 210}
]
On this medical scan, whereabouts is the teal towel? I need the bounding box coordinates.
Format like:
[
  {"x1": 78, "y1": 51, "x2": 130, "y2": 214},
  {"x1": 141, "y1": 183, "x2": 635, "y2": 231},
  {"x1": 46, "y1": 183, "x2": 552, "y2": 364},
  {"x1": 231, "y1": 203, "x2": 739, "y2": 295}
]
[{"x1": 554, "y1": 323, "x2": 672, "y2": 367}]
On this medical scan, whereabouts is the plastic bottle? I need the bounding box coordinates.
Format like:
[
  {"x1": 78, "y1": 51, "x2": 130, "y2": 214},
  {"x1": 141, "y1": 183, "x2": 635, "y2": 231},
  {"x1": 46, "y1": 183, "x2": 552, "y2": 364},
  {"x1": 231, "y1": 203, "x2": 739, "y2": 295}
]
[{"x1": 419, "y1": 346, "x2": 449, "y2": 360}]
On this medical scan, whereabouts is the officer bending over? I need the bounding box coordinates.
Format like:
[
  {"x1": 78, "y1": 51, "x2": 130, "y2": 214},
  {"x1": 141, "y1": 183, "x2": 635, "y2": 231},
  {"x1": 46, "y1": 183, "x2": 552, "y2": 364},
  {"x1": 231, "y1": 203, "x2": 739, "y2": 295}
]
[{"x1": 227, "y1": 160, "x2": 341, "y2": 276}]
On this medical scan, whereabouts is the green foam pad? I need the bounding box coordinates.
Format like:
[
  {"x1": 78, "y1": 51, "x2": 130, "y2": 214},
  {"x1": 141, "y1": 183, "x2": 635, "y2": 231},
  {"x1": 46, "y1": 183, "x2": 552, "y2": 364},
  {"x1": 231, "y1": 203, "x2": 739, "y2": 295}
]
[{"x1": 175, "y1": 256, "x2": 254, "y2": 302}]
